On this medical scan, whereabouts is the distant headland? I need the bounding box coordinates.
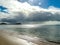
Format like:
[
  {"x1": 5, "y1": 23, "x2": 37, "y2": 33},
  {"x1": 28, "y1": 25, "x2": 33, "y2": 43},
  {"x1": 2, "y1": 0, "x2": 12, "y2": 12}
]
[{"x1": 0, "y1": 22, "x2": 22, "y2": 25}]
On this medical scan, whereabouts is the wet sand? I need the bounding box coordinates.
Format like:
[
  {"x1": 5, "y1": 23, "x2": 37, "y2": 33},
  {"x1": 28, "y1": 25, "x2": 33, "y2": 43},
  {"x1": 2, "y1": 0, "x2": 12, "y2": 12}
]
[{"x1": 0, "y1": 30, "x2": 60, "y2": 45}]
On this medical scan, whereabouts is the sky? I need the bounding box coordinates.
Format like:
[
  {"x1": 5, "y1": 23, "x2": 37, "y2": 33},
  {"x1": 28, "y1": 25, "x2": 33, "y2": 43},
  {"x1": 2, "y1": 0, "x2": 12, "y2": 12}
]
[
  {"x1": 47, "y1": 0, "x2": 60, "y2": 8},
  {"x1": 0, "y1": 0, "x2": 60, "y2": 11},
  {"x1": 0, "y1": 0, "x2": 60, "y2": 23},
  {"x1": 19, "y1": 0, "x2": 60, "y2": 8}
]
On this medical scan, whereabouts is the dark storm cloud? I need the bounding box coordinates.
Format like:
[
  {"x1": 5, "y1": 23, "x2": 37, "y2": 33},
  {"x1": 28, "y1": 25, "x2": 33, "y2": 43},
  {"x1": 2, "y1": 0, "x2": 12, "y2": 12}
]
[{"x1": 0, "y1": 0, "x2": 60, "y2": 23}]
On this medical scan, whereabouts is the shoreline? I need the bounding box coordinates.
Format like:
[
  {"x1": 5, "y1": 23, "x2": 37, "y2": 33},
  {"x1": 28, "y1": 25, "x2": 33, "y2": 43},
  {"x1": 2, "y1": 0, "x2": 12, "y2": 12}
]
[{"x1": 0, "y1": 30, "x2": 60, "y2": 45}]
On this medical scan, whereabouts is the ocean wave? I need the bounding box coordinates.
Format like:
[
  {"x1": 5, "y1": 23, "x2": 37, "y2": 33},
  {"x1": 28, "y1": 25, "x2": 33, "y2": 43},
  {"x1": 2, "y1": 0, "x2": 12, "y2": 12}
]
[{"x1": 0, "y1": 30, "x2": 59, "y2": 45}]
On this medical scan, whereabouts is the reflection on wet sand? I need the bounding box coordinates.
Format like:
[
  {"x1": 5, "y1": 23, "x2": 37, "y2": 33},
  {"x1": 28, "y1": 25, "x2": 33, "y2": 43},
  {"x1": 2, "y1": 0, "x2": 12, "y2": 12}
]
[{"x1": 0, "y1": 30, "x2": 60, "y2": 45}]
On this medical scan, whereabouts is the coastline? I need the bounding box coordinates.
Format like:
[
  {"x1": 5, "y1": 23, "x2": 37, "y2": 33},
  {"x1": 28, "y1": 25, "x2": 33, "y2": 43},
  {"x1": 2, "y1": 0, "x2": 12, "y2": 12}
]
[{"x1": 0, "y1": 30, "x2": 60, "y2": 45}]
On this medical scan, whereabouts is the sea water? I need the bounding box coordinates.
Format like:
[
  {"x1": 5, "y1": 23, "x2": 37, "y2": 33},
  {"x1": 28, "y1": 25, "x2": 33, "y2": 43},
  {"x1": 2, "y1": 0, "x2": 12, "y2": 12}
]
[{"x1": 0, "y1": 21, "x2": 60, "y2": 45}]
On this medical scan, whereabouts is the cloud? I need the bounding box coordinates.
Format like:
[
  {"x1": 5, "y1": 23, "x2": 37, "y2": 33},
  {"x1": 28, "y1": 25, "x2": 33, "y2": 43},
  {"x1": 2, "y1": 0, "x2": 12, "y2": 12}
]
[{"x1": 0, "y1": 0, "x2": 60, "y2": 23}]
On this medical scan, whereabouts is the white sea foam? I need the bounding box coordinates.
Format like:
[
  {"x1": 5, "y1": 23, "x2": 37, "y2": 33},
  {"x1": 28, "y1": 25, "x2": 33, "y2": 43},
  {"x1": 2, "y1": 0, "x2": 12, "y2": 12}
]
[{"x1": 0, "y1": 30, "x2": 43, "y2": 45}]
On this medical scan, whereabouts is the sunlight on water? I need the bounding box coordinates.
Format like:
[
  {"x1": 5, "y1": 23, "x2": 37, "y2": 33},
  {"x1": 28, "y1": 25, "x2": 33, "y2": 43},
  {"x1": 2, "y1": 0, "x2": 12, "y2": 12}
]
[
  {"x1": 0, "y1": 21, "x2": 60, "y2": 45},
  {"x1": 21, "y1": 24, "x2": 36, "y2": 28},
  {"x1": 0, "y1": 30, "x2": 44, "y2": 45}
]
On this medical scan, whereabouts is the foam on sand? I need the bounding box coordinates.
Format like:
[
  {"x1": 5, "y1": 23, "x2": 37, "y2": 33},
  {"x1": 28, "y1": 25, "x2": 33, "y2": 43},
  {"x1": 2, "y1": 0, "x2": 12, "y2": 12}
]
[
  {"x1": 0, "y1": 30, "x2": 39, "y2": 45},
  {"x1": 0, "y1": 30, "x2": 59, "y2": 45}
]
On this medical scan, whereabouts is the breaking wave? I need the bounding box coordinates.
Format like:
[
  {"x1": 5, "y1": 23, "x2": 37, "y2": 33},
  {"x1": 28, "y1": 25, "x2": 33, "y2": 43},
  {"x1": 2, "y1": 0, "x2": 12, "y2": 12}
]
[{"x1": 0, "y1": 30, "x2": 59, "y2": 45}]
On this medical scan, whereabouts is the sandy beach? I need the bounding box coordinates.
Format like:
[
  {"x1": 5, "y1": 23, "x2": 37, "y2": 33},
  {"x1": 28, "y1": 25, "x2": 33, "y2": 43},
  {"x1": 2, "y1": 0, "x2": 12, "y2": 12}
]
[{"x1": 0, "y1": 30, "x2": 60, "y2": 45}]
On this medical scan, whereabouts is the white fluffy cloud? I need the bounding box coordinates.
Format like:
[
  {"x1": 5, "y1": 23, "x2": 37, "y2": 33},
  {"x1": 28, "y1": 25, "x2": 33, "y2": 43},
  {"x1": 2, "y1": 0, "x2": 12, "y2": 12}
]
[{"x1": 0, "y1": 0, "x2": 60, "y2": 23}]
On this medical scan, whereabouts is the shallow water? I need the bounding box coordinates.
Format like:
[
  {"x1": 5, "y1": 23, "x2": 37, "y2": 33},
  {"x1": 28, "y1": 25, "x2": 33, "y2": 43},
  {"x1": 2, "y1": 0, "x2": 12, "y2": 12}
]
[{"x1": 0, "y1": 21, "x2": 60, "y2": 45}]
